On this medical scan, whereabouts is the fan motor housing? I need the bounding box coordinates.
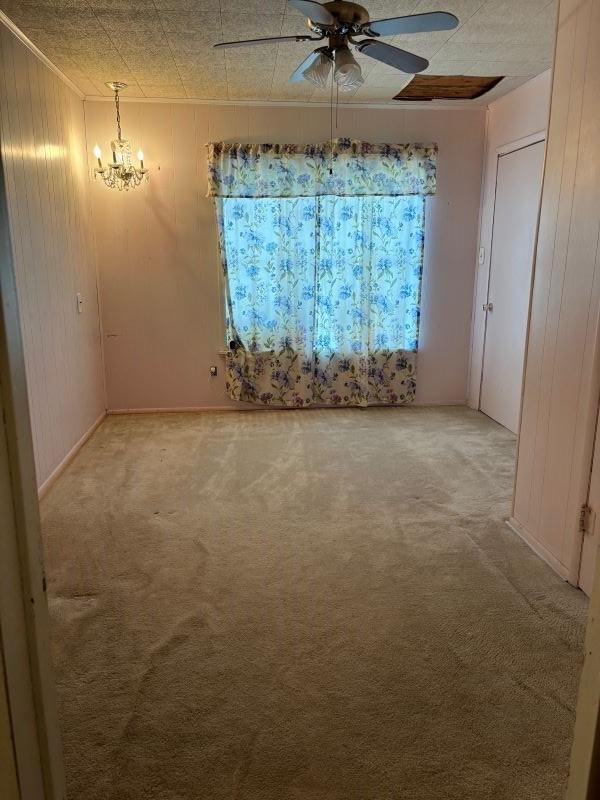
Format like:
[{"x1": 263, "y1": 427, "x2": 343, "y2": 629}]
[{"x1": 309, "y1": 1, "x2": 370, "y2": 33}]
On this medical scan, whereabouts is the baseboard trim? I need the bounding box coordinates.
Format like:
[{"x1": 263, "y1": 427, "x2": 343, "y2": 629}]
[
  {"x1": 107, "y1": 405, "x2": 250, "y2": 414},
  {"x1": 38, "y1": 411, "x2": 106, "y2": 499},
  {"x1": 107, "y1": 401, "x2": 469, "y2": 415},
  {"x1": 506, "y1": 516, "x2": 571, "y2": 582},
  {"x1": 412, "y1": 399, "x2": 470, "y2": 407}
]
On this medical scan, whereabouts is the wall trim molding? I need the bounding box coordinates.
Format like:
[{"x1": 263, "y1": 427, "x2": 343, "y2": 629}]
[
  {"x1": 506, "y1": 517, "x2": 570, "y2": 581},
  {"x1": 496, "y1": 129, "x2": 547, "y2": 157},
  {"x1": 84, "y1": 94, "x2": 485, "y2": 111},
  {"x1": 107, "y1": 406, "x2": 249, "y2": 414},
  {"x1": 106, "y1": 401, "x2": 468, "y2": 415},
  {"x1": 37, "y1": 411, "x2": 106, "y2": 499},
  {"x1": 0, "y1": 12, "x2": 84, "y2": 99}
]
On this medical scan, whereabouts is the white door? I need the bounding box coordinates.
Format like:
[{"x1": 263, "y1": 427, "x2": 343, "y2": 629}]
[{"x1": 480, "y1": 140, "x2": 545, "y2": 434}]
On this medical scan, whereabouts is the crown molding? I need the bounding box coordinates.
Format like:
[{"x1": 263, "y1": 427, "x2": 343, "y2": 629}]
[
  {"x1": 84, "y1": 94, "x2": 483, "y2": 111},
  {"x1": 0, "y1": 12, "x2": 84, "y2": 99}
]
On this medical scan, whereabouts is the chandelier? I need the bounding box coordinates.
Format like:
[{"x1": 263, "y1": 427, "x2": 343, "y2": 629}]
[{"x1": 92, "y1": 82, "x2": 148, "y2": 191}]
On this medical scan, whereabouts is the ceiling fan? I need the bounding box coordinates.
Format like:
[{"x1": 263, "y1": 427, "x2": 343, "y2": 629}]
[{"x1": 214, "y1": 0, "x2": 459, "y2": 92}]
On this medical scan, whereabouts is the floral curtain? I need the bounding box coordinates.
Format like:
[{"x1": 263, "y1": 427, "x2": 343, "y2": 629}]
[
  {"x1": 208, "y1": 139, "x2": 436, "y2": 408},
  {"x1": 207, "y1": 139, "x2": 437, "y2": 198}
]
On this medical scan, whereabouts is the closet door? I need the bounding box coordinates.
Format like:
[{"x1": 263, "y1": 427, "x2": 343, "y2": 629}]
[{"x1": 480, "y1": 140, "x2": 545, "y2": 434}]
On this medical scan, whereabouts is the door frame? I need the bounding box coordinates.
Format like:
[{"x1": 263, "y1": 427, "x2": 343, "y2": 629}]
[
  {"x1": 568, "y1": 534, "x2": 600, "y2": 798},
  {"x1": 577, "y1": 395, "x2": 600, "y2": 595},
  {"x1": 470, "y1": 129, "x2": 547, "y2": 414},
  {"x1": 0, "y1": 154, "x2": 65, "y2": 796},
  {"x1": 478, "y1": 133, "x2": 547, "y2": 432}
]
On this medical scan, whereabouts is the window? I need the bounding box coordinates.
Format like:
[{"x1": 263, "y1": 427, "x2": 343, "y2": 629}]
[
  {"x1": 209, "y1": 139, "x2": 435, "y2": 406},
  {"x1": 222, "y1": 194, "x2": 425, "y2": 358}
]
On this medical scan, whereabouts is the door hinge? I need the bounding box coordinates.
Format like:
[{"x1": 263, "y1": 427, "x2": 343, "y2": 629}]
[{"x1": 579, "y1": 503, "x2": 595, "y2": 535}]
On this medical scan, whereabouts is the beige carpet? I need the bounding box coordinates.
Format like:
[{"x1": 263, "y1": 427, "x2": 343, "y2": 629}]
[{"x1": 40, "y1": 406, "x2": 588, "y2": 800}]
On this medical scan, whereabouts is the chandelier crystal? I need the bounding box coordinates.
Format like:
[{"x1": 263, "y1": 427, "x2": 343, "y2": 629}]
[{"x1": 93, "y1": 82, "x2": 148, "y2": 191}]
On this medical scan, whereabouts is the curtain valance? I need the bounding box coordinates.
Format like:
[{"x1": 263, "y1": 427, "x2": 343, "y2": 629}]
[{"x1": 206, "y1": 138, "x2": 437, "y2": 198}]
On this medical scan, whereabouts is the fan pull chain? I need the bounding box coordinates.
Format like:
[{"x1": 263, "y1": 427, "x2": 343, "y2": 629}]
[{"x1": 329, "y1": 66, "x2": 334, "y2": 175}]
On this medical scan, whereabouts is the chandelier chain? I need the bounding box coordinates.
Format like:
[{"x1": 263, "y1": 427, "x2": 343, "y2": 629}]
[{"x1": 115, "y1": 89, "x2": 122, "y2": 141}]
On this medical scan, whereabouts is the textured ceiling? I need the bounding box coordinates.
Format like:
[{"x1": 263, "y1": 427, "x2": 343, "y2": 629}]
[{"x1": 0, "y1": 0, "x2": 556, "y2": 104}]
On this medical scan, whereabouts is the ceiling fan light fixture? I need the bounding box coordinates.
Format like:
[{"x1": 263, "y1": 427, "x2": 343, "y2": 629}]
[
  {"x1": 303, "y1": 50, "x2": 333, "y2": 88},
  {"x1": 338, "y1": 69, "x2": 364, "y2": 92},
  {"x1": 334, "y1": 46, "x2": 363, "y2": 90}
]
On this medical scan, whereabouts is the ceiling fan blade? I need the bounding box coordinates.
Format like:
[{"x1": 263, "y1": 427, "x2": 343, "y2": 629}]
[
  {"x1": 289, "y1": 50, "x2": 322, "y2": 82},
  {"x1": 214, "y1": 35, "x2": 314, "y2": 49},
  {"x1": 356, "y1": 40, "x2": 429, "y2": 73},
  {"x1": 366, "y1": 11, "x2": 459, "y2": 37},
  {"x1": 287, "y1": 0, "x2": 335, "y2": 25}
]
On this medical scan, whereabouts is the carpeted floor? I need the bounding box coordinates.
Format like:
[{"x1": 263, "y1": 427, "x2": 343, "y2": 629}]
[{"x1": 40, "y1": 406, "x2": 588, "y2": 800}]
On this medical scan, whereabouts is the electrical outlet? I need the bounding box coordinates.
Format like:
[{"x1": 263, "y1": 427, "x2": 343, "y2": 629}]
[{"x1": 209, "y1": 365, "x2": 218, "y2": 377}]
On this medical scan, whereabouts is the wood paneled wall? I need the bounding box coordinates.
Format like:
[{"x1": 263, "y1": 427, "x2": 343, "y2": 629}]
[
  {"x1": 0, "y1": 26, "x2": 105, "y2": 490},
  {"x1": 84, "y1": 101, "x2": 486, "y2": 411},
  {"x1": 512, "y1": 0, "x2": 600, "y2": 582}
]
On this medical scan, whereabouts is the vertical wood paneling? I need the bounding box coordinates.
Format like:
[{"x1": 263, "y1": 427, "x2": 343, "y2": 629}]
[
  {"x1": 0, "y1": 25, "x2": 104, "y2": 488},
  {"x1": 556, "y1": 0, "x2": 600, "y2": 572},
  {"x1": 513, "y1": 3, "x2": 580, "y2": 541},
  {"x1": 85, "y1": 101, "x2": 486, "y2": 411},
  {"x1": 526, "y1": 0, "x2": 589, "y2": 548},
  {"x1": 512, "y1": 0, "x2": 600, "y2": 581}
]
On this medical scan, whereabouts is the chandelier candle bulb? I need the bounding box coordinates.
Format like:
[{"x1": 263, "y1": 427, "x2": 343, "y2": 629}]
[
  {"x1": 137, "y1": 150, "x2": 144, "y2": 170},
  {"x1": 93, "y1": 145, "x2": 103, "y2": 170}
]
